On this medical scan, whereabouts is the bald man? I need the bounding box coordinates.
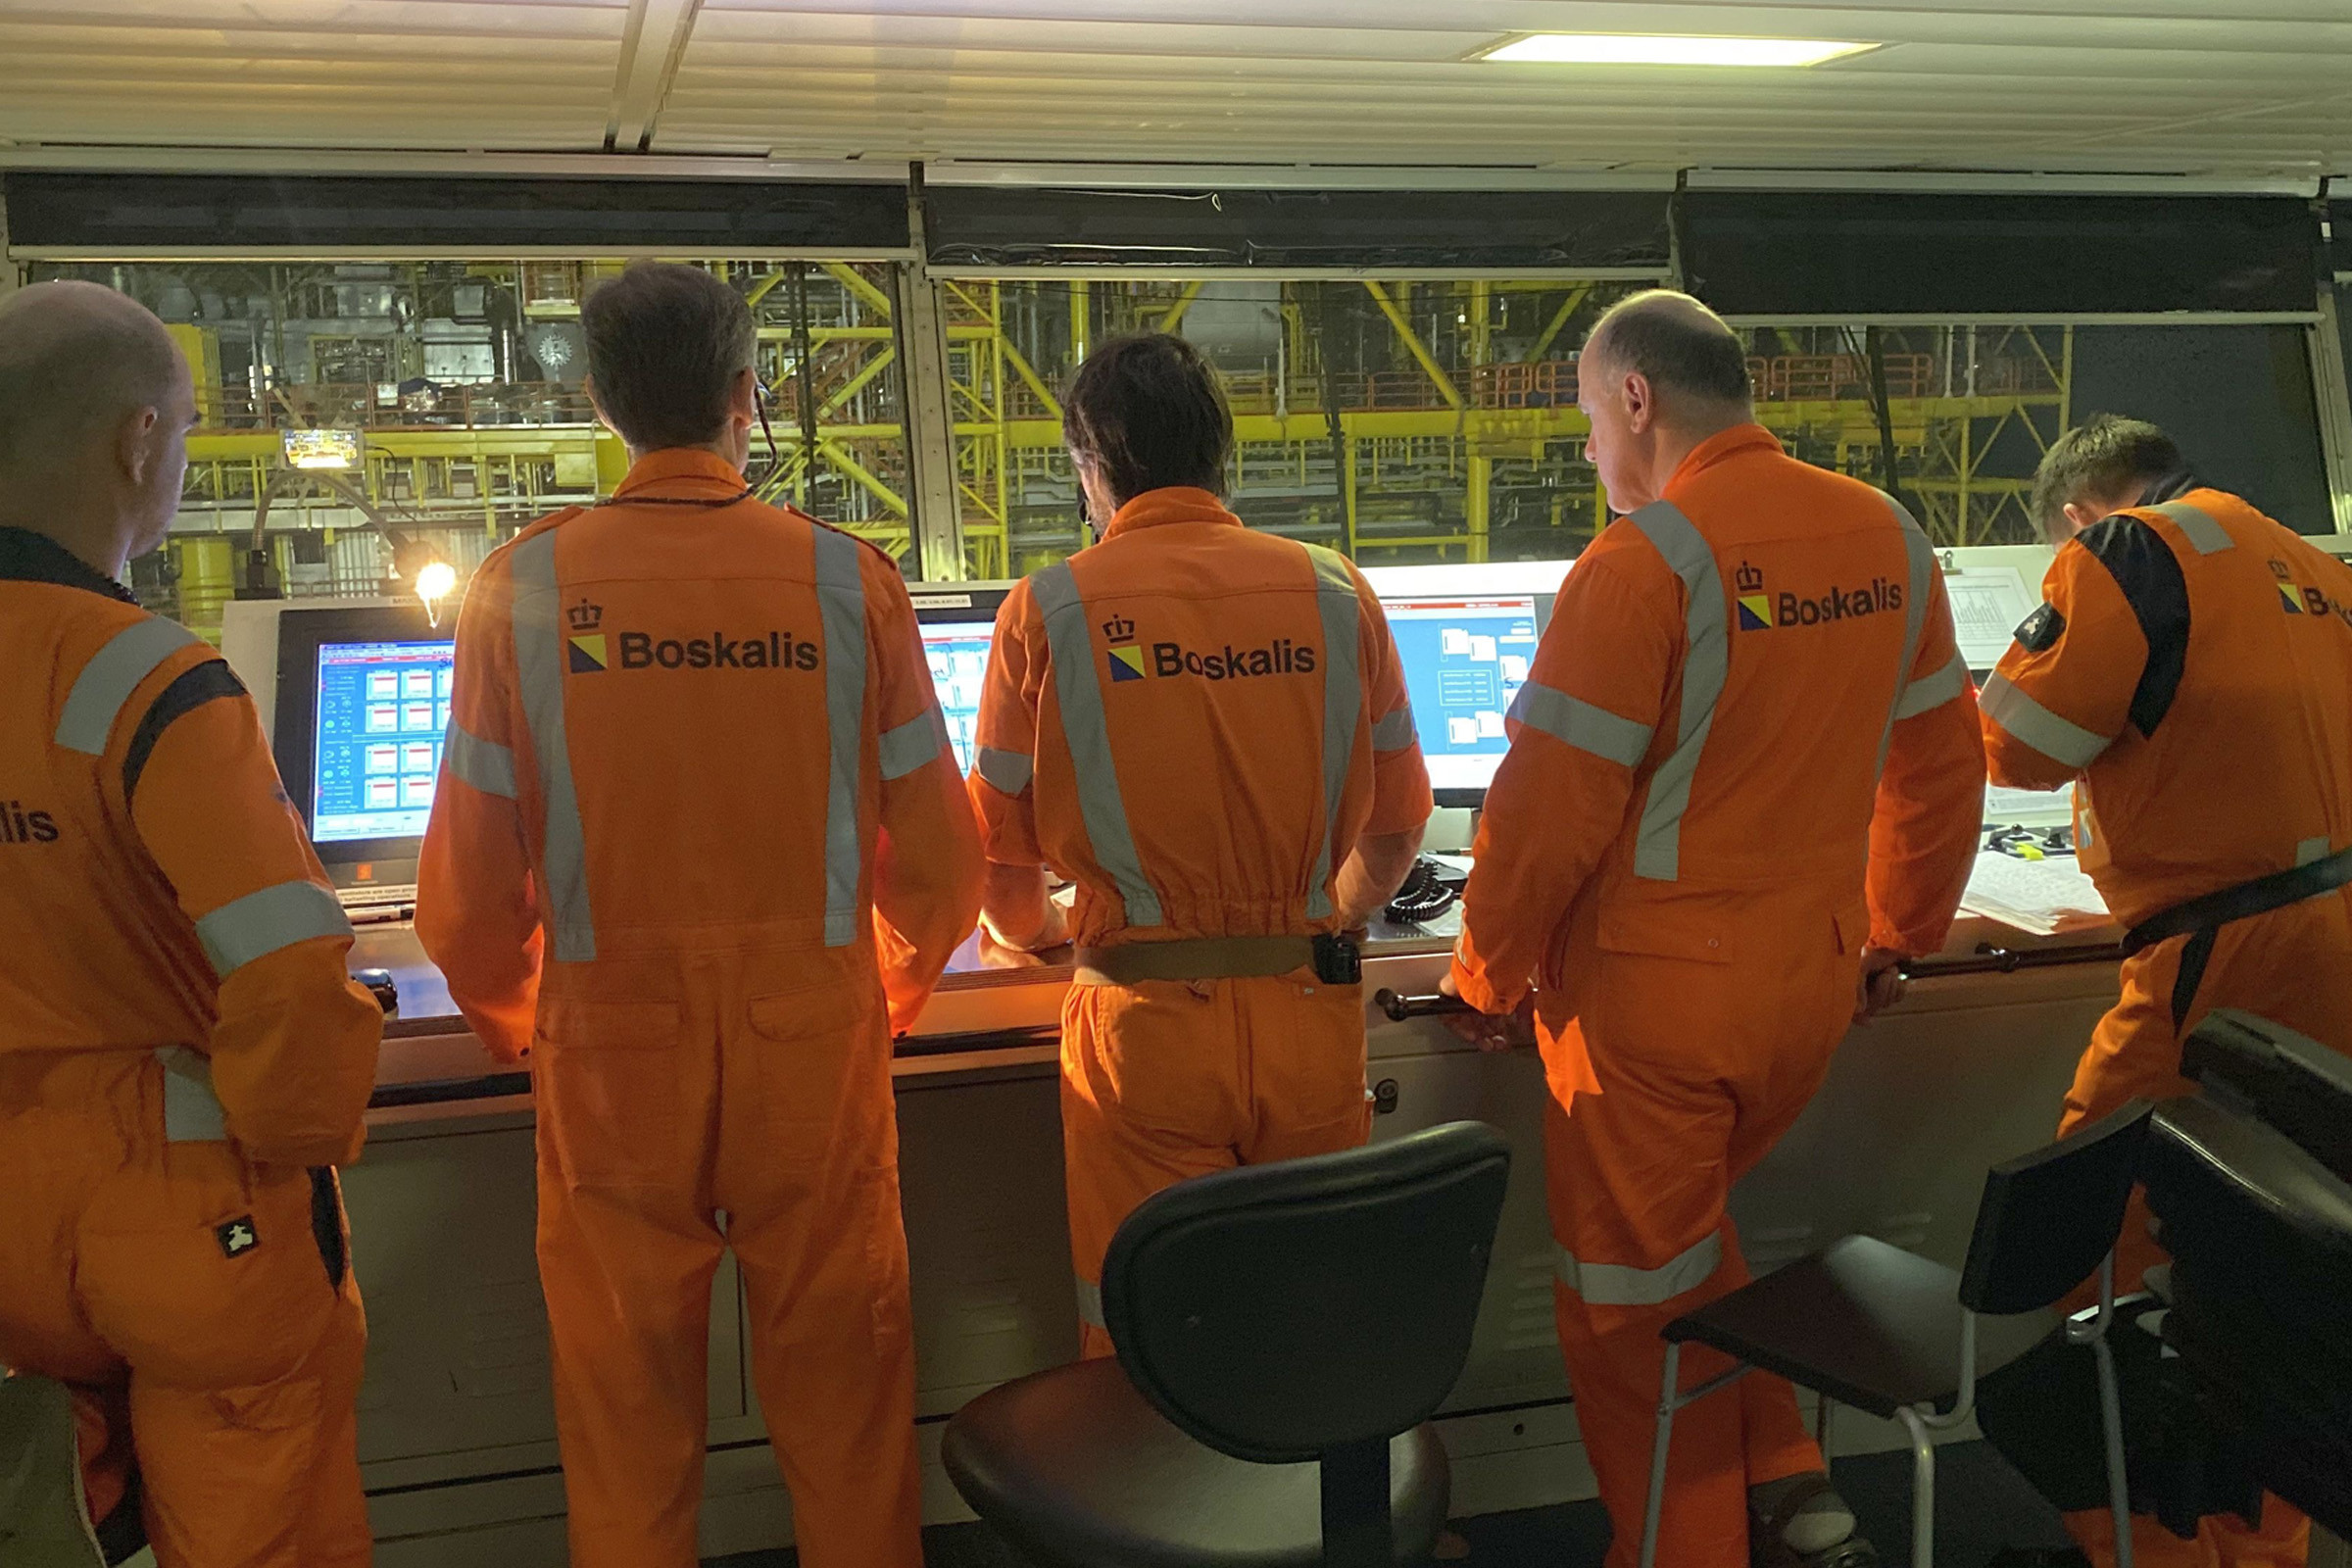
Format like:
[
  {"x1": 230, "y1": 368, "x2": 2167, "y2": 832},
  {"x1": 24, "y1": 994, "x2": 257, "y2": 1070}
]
[
  {"x1": 0, "y1": 282, "x2": 383, "y2": 1567},
  {"x1": 1447, "y1": 290, "x2": 1984, "y2": 1568}
]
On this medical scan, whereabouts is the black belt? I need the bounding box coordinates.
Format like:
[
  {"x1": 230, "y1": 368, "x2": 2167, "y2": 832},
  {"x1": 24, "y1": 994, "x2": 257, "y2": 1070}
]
[{"x1": 2123, "y1": 845, "x2": 2352, "y2": 1030}]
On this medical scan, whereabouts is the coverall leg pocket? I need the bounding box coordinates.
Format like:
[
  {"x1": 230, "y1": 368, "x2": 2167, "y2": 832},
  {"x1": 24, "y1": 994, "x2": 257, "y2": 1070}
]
[{"x1": 532, "y1": 997, "x2": 684, "y2": 1191}]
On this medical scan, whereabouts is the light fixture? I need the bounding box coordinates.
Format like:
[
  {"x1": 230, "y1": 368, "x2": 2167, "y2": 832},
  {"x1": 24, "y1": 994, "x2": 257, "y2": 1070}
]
[
  {"x1": 1478, "y1": 33, "x2": 1878, "y2": 68},
  {"x1": 411, "y1": 559, "x2": 460, "y2": 625}
]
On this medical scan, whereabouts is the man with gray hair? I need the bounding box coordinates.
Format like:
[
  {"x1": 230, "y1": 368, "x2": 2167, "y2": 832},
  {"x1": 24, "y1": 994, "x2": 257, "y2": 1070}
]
[
  {"x1": 1984, "y1": 414, "x2": 2352, "y2": 1568},
  {"x1": 1448, "y1": 289, "x2": 1985, "y2": 1568},
  {"x1": 0, "y1": 280, "x2": 383, "y2": 1566}
]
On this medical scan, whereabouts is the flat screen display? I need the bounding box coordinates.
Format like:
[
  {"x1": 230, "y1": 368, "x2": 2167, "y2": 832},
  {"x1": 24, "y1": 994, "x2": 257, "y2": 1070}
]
[
  {"x1": 920, "y1": 620, "x2": 992, "y2": 775},
  {"x1": 1382, "y1": 594, "x2": 1544, "y2": 797},
  {"x1": 310, "y1": 638, "x2": 456, "y2": 843}
]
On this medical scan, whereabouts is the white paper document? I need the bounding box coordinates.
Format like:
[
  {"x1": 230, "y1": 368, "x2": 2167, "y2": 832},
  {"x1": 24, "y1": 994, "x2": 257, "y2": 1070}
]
[
  {"x1": 1958, "y1": 850, "x2": 2111, "y2": 936},
  {"x1": 1944, "y1": 567, "x2": 2038, "y2": 670}
]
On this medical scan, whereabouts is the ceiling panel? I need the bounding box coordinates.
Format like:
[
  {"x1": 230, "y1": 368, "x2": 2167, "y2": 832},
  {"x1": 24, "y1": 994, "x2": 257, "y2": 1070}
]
[{"x1": 0, "y1": 0, "x2": 2345, "y2": 177}]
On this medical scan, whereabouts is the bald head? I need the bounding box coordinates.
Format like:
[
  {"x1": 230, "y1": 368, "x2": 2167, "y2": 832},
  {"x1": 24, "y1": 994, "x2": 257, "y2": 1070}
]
[
  {"x1": 0, "y1": 281, "x2": 195, "y2": 572},
  {"x1": 1584, "y1": 289, "x2": 1754, "y2": 416}
]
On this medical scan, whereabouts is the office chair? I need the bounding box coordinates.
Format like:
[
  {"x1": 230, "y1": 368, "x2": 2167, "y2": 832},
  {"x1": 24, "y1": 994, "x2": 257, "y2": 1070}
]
[
  {"x1": 942, "y1": 1120, "x2": 1511, "y2": 1568},
  {"x1": 1639, "y1": 1100, "x2": 2154, "y2": 1568}
]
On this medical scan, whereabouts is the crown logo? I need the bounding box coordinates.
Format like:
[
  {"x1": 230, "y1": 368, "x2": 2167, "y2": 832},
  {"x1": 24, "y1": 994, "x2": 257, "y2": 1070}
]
[
  {"x1": 1734, "y1": 562, "x2": 1765, "y2": 594},
  {"x1": 1101, "y1": 612, "x2": 1136, "y2": 642},
  {"x1": 2272, "y1": 559, "x2": 2295, "y2": 581},
  {"x1": 567, "y1": 599, "x2": 604, "y2": 632}
]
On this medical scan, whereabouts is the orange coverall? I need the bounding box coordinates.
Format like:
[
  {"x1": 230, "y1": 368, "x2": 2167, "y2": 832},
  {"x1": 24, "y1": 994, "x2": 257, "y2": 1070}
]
[
  {"x1": 1984, "y1": 485, "x2": 2352, "y2": 1568},
  {"x1": 969, "y1": 486, "x2": 1433, "y2": 1358},
  {"x1": 416, "y1": 451, "x2": 983, "y2": 1568},
  {"x1": 1450, "y1": 427, "x2": 1986, "y2": 1568},
  {"x1": 0, "y1": 527, "x2": 383, "y2": 1567}
]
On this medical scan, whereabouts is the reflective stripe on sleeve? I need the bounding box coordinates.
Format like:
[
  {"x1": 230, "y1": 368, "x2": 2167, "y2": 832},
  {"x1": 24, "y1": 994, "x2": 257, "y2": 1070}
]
[
  {"x1": 1508, "y1": 680, "x2": 1653, "y2": 768},
  {"x1": 1878, "y1": 493, "x2": 1937, "y2": 767},
  {"x1": 512, "y1": 531, "x2": 598, "y2": 961},
  {"x1": 1892, "y1": 654, "x2": 1968, "y2": 721},
  {"x1": 1555, "y1": 1231, "x2": 1723, "y2": 1307},
  {"x1": 1034, "y1": 564, "x2": 1163, "y2": 929},
  {"x1": 443, "y1": 722, "x2": 517, "y2": 800},
  {"x1": 976, "y1": 745, "x2": 1034, "y2": 796},
  {"x1": 56, "y1": 617, "x2": 202, "y2": 755},
  {"x1": 194, "y1": 880, "x2": 354, "y2": 979},
  {"x1": 1304, "y1": 544, "x2": 1362, "y2": 922},
  {"x1": 156, "y1": 1048, "x2": 228, "y2": 1144},
  {"x1": 2151, "y1": 500, "x2": 2233, "y2": 556},
  {"x1": 1980, "y1": 673, "x2": 2112, "y2": 768},
  {"x1": 878, "y1": 706, "x2": 945, "y2": 782},
  {"x1": 1076, "y1": 1276, "x2": 1105, "y2": 1330},
  {"x1": 1627, "y1": 502, "x2": 1728, "y2": 882},
  {"x1": 813, "y1": 528, "x2": 870, "y2": 948},
  {"x1": 2298, "y1": 836, "x2": 2331, "y2": 867},
  {"x1": 1371, "y1": 704, "x2": 1416, "y2": 754}
]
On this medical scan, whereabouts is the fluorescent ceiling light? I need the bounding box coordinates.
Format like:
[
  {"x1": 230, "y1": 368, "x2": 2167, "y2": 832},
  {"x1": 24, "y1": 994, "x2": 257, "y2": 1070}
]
[{"x1": 1480, "y1": 33, "x2": 1878, "y2": 68}]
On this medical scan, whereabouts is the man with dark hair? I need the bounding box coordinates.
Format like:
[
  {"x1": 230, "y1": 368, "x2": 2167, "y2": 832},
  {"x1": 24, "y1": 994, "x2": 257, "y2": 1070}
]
[
  {"x1": 1446, "y1": 288, "x2": 1986, "y2": 1568},
  {"x1": 418, "y1": 261, "x2": 984, "y2": 1568},
  {"x1": 969, "y1": 332, "x2": 1433, "y2": 1357},
  {"x1": 1984, "y1": 417, "x2": 2352, "y2": 1568},
  {"x1": 0, "y1": 280, "x2": 382, "y2": 1567}
]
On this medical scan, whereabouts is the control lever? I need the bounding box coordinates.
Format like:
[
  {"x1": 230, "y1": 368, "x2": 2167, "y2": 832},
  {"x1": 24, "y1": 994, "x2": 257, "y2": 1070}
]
[
  {"x1": 1374, "y1": 988, "x2": 1473, "y2": 1022},
  {"x1": 354, "y1": 967, "x2": 399, "y2": 1016}
]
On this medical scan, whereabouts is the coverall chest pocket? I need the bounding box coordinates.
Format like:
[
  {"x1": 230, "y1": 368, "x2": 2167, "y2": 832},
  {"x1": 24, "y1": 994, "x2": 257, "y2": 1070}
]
[
  {"x1": 533, "y1": 998, "x2": 683, "y2": 1192},
  {"x1": 1065, "y1": 980, "x2": 1233, "y2": 1139}
]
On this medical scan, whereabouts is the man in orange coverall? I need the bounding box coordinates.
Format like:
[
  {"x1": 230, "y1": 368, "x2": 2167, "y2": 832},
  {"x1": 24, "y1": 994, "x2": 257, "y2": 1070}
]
[
  {"x1": 1981, "y1": 414, "x2": 2352, "y2": 1568},
  {"x1": 0, "y1": 281, "x2": 383, "y2": 1567},
  {"x1": 1446, "y1": 291, "x2": 1986, "y2": 1568},
  {"x1": 968, "y1": 333, "x2": 1432, "y2": 1358},
  {"x1": 416, "y1": 263, "x2": 984, "y2": 1568}
]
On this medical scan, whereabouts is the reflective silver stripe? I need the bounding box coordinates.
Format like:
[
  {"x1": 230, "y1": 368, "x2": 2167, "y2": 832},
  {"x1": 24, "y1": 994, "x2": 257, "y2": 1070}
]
[
  {"x1": 512, "y1": 532, "x2": 597, "y2": 961},
  {"x1": 1555, "y1": 1231, "x2": 1723, "y2": 1307},
  {"x1": 156, "y1": 1048, "x2": 227, "y2": 1143},
  {"x1": 1980, "y1": 673, "x2": 2111, "y2": 768},
  {"x1": 2298, "y1": 836, "x2": 2331, "y2": 866},
  {"x1": 1076, "y1": 1276, "x2": 1105, "y2": 1331},
  {"x1": 194, "y1": 880, "x2": 353, "y2": 979},
  {"x1": 1628, "y1": 502, "x2": 1727, "y2": 882},
  {"x1": 1892, "y1": 654, "x2": 1968, "y2": 721},
  {"x1": 878, "y1": 706, "x2": 944, "y2": 781},
  {"x1": 55, "y1": 617, "x2": 201, "y2": 755},
  {"x1": 1878, "y1": 493, "x2": 1936, "y2": 770},
  {"x1": 1371, "y1": 704, "x2": 1416, "y2": 753},
  {"x1": 2152, "y1": 500, "x2": 2232, "y2": 556},
  {"x1": 1304, "y1": 545, "x2": 1362, "y2": 922},
  {"x1": 1034, "y1": 564, "x2": 1162, "y2": 929},
  {"x1": 442, "y1": 722, "x2": 517, "y2": 800},
  {"x1": 813, "y1": 528, "x2": 869, "y2": 948},
  {"x1": 976, "y1": 745, "x2": 1034, "y2": 796},
  {"x1": 1508, "y1": 680, "x2": 1653, "y2": 768}
]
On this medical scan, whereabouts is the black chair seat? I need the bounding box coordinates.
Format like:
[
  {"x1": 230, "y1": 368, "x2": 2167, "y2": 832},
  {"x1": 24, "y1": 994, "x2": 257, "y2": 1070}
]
[
  {"x1": 1666, "y1": 1236, "x2": 2058, "y2": 1420},
  {"x1": 942, "y1": 1358, "x2": 1450, "y2": 1568}
]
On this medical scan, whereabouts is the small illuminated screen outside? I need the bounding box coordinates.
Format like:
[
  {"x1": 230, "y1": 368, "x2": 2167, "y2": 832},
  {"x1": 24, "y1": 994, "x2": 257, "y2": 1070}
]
[
  {"x1": 920, "y1": 621, "x2": 992, "y2": 775},
  {"x1": 1382, "y1": 594, "x2": 1543, "y2": 795},
  {"x1": 312, "y1": 639, "x2": 456, "y2": 842}
]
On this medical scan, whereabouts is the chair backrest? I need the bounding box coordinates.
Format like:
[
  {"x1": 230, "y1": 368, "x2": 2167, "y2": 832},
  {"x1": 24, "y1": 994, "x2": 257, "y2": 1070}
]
[
  {"x1": 1958, "y1": 1099, "x2": 2153, "y2": 1315},
  {"x1": 1101, "y1": 1120, "x2": 1510, "y2": 1465},
  {"x1": 2180, "y1": 1009, "x2": 2352, "y2": 1183}
]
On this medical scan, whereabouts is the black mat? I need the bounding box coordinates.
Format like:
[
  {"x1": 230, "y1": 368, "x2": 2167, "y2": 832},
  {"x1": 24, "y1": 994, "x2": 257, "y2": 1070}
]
[{"x1": 706, "y1": 1438, "x2": 2080, "y2": 1567}]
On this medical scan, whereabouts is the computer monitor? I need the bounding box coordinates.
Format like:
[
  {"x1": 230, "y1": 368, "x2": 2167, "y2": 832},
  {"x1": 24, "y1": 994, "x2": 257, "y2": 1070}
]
[
  {"x1": 911, "y1": 584, "x2": 1011, "y2": 776},
  {"x1": 1381, "y1": 591, "x2": 1553, "y2": 808},
  {"x1": 271, "y1": 602, "x2": 452, "y2": 885}
]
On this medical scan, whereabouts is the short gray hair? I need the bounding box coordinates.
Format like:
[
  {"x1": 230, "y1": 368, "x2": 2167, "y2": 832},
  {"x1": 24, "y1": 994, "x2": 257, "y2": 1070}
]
[
  {"x1": 1586, "y1": 289, "x2": 1754, "y2": 411},
  {"x1": 581, "y1": 263, "x2": 757, "y2": 451},
  {"x1": 0, "y1": 280, "x2": 183, "y2": 479}
]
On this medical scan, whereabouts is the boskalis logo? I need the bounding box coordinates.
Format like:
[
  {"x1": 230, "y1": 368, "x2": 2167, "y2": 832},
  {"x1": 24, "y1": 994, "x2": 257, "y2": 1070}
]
[
  {"x1": 1102, "y1": 612, "x2": 1148, "y2": 683},
  {"x1": 566, "y1": 598, "x2": 820, "y2": 674},
  {"x1": 0, "y1": 800, "x2": 60, "y2": 846},
  {"x1": 1735, "y1": 560, "x2": 1903, "y2": 630},
  {"x1": 1102, "y1": 610, "x2": 1317, "y2": 684}
]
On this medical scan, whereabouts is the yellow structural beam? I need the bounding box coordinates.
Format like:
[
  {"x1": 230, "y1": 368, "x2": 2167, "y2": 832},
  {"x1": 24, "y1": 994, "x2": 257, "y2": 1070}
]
[
  {"x1": 1159, "y1": 280, "x2": 1206, "y2": 334},
  {"x1": 1360, "y1": 282, "x2": 1462, "y2": 411},
  {"x1": 822, "y1": 263, "x2": 897, "y2": 320},
  {"x1": 1528, "y1": 283, "x2": 1596, "y2": 363}
]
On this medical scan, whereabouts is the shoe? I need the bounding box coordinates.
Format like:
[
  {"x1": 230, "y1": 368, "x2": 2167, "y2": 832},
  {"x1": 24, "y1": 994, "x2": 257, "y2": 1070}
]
[
  {"x1": 0, "y1": 1374, "x2": 106, "y2": 1568},
  {"x1": 1751, "y1": 1471, "x2": 1881, "y2": 1568}
]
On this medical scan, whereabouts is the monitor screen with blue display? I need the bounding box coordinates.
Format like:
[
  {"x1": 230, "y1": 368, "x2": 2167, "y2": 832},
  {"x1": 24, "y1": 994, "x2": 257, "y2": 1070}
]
[
  {"x1": 310, "y1": 638, "x2": 457, "y2": 843},
  {"x1": 920, "y1": 620, "x2": 992, "y2": 775},
  {"x1": 1381, "y1": 593, "x2": 1546, "y2": 800}
]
